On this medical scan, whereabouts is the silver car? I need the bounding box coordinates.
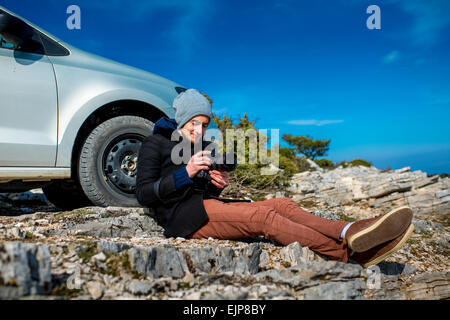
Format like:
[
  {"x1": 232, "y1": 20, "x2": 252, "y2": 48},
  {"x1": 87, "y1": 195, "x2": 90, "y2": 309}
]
[{"x1": 0, "y1": 6, "x2": 186, "y2": 209}]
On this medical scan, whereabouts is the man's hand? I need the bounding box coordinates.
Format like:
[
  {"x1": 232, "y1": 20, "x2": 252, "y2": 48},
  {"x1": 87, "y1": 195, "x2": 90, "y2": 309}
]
[
  {"x1": 208, "y1": 170, "x2": 229, "y2": 189},
  {"x1": 185, "y1": 150, "x2": 212, "y2": 179}
]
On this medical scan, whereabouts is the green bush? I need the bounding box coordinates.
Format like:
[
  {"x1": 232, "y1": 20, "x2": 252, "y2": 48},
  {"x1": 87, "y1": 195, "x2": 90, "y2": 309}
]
[
  {"x1": 231, "y1": 163, "x2": 290, "y2": 190},
  {"x1": 337, "y1": 159, "x2": 372, "y2": 168},
  {"x1": 337, "y1": 160, "x2": 348, "y2": 168},
  {"x1": 348, "y1": 159, "x2": 372, "y2": 167},
  {"x1": 212, "y1": 114, "x2": 292, "y2": 190},
  {"x1": 278, "y1": 148, "x2": 311, "y2": 175},
  {"x1": 314, "y1": 158, "x2": 334, "y2": 168},
  {"x1": 295, "y1": 156, "x2": 312, "y2": 172},
  {"x1": 279, "y1": 154, "x2": 299, "y2": 176}
]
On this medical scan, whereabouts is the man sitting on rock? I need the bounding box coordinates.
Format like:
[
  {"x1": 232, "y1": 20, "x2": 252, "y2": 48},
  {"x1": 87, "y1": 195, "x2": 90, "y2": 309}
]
[{"x1": 136, "y1": 88, "x2": 414, "y2": 268}]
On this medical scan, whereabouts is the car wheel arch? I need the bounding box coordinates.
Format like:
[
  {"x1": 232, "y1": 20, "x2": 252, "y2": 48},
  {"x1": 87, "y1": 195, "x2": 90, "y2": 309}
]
[{"x1": 69, "y1": 100, "x2": 167, "y2": 179}]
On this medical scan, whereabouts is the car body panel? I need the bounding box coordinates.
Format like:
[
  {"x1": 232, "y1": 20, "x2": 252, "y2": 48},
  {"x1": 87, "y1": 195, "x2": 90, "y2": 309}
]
[{"x1": 0, "y1": 48, "x2": 58, "y2": 166}]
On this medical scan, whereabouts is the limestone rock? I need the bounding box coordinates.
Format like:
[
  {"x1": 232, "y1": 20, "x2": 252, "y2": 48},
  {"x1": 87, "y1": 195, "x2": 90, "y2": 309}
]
[
  {"x1": 255, "y1": 260, "x2": 365, "y2": 299},
  {"x1": 87, "y1": 281, "x2": 104, "y2": 300},
  {"x1": 368, "y1": 182, "x2": 412, "y2": 199},
  {"x1": 280, "y1": 242, "x2": 304, "y2": 266},
  {"x1": 279, "y1": 242, "x2": 326, "y2": 266},
  {"x1": 96, "y1": 240, "x2": 131, "y2": 254},
  {"x1": 406, "y1": 271, "x2": 450, "y2": 300},
  {"x1": 300, "y1": 280, "x2": 366, "y2": 300},
  {"x1": 128, "y1": 246, "x2": 186, "y2": 279},
  {"x1": 288, "y1": 165, "x2": 449, "y2": 215},
  {"x1": 306, "y1": 158, "x2": 323, "y2": 172},
  {"x1": 412, "y1": 219, "x2": 444, "y2": 234},
  {"x1": 0, "y1": 242, "x2": 51, "y2": 298},
  {"x1": 0, "y1": 163, "x2": 448, "y2": 301},
  {"x1": 435, "y1": 189, "x2": 449, "y2": 199},
  {"x1": 71, "y1": 213, "x2": 163, "y2": 238},
  {"x1": 127, "y1": 279, "x2": 153, "y2": 296},
  {"x1": 128, "y1": 243, "x2": 262, "y2": 279}
]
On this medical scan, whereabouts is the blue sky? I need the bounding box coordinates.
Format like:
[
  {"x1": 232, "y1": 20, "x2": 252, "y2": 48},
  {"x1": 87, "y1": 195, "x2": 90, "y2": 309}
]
[{"x1": 2, "y1": 0, "x2": 450, "y2": 173}]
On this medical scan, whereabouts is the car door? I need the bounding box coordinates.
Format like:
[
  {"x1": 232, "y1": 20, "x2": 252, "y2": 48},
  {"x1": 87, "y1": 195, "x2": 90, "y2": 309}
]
[{"x1": 0, "y1": 9, "x2": 57, "y2": 166}]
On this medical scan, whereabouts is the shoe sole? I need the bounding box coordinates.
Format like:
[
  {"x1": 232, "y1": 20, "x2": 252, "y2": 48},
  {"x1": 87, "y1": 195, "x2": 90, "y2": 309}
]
[
  {"x1": 347, "y1": 206, "x2": 413, "y2": 252},
  {"x1": 362, "y1": 223, "x2": 414, "y2": 268}
]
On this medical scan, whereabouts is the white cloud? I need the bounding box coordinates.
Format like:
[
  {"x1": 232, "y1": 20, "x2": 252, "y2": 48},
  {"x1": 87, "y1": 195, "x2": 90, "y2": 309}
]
[
  {"x1": 386, "y1": 0, "x2": 450, "y2": 47},
  {"x1": 383, "y1": 50, "x2": 401, "y2": 64},
  {"x1": 336, "y1": 0, "x2": 450, "y2": 47},
  {"x1": 424, "y1": 96, "x2": 450, "y2": 106},
  {"x1": 287, "y1": 119, "x2": 344, "y2": 126},
  {"x1": 156, "y1": 1, "x2": 213, "y2": 60},
  {"x1": 62, "y1": 0, "x2": 215, "y2": 60},
  {"x1": 330, "y1": 143, "x2": 450, "y2": 163}
]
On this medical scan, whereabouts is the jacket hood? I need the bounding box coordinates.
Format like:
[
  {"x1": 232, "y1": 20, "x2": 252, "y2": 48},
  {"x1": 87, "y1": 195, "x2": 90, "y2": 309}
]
[{"x1": 153, "y1": 116, "x2": 178, "y2": 138}]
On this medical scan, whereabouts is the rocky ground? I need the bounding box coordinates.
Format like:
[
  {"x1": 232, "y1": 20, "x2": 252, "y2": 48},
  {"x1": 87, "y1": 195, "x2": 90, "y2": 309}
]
[{"x1": 0, "y1": 165, "x2": 449, "y2": 300}]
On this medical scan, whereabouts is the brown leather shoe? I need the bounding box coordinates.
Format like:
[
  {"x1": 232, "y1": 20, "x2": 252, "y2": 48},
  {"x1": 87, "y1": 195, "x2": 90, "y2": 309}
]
[
  {"x1": 351, "y1": 223, "x2": 414, "y2": 268},
  {"x1": 345, "y1": 206, "x2": 413, "y2": 252}
]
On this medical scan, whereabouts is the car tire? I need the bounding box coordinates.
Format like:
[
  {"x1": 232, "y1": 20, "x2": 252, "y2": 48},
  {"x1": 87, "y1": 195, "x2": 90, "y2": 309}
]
[
  {"x1": 42, "y1": 179, "x2": 93, "y2": 210},
  {"x1": 78, "y1": 115, "x2": 154, "y2": 207}
]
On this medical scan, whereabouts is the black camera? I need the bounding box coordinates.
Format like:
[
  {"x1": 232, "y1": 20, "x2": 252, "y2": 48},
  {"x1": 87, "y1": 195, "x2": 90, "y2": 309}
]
[{"x1": 195, "y1": 150, "x2": 237, "y2": 181}]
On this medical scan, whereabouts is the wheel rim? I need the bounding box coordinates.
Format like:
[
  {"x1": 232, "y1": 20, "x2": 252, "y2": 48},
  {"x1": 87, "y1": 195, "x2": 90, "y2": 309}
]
[{"x1": 102, "y1": 134, "x2": 144, "y2": 195}]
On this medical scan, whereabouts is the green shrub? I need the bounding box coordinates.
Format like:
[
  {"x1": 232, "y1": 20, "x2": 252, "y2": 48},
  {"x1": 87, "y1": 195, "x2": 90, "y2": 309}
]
[
  {"x1": 314, "y1": 158, "x2": 334, "y2": 168},
  {"x1": 231, "y1": 163, "x2": 290, "y2": 190},
  {"x1": 211, "y1": 112, "x2": 289, "y2": 190},
  {"x1": 337, "y1": 160, "x2": 348, "y2": 168},
  {"x1": 348, "y1": 159, "x2": 372, "y2": 167},
  {"x1": 295, "y1": 156, "x2": 312, "y2": 172},
  {"x1": 279, "y1": 152, "x2": 311, "y2": 175},
  {"x1": 337, "y1": 159, "x2": 372, "y2": 168},
  {"x1": 279, "y1": 154, "x2": 299, "y2": 176}
]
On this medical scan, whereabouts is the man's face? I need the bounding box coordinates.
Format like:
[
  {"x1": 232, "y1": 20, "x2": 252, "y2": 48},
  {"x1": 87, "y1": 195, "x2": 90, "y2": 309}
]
[{"x1": 181, "y1": 115, "x2": 210, "y2": 143}]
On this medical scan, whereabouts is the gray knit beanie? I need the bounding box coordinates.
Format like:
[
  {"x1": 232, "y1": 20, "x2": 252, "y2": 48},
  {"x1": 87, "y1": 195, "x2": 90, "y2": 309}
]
[{"x1": 174, "y1": 89, "x2": 212, "y2": 129}]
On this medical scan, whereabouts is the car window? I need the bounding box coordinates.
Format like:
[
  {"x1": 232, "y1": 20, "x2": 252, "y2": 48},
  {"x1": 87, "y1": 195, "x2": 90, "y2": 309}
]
[
  {"x1": 0, "y1": 33, "x2": 16, "y2": 49},
  {"x1": 0, "y1": 10, "x2": 69, "y2": 56},
  {"x1": 5, "y1": 26, "x2": 45, "y2": 55},
  {"x1": 0, "y1": 10, "x2": 45, "y2": 55},
  {"x1": 39, "y1": 32, "x2": 70, "y2": 56}
]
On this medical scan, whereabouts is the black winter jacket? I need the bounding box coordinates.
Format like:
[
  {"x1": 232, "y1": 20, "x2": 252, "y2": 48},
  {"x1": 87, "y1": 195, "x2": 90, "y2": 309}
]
[{"x1": 136, "y1": 116, "x2": 249, "y2": 238}]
